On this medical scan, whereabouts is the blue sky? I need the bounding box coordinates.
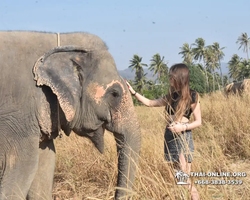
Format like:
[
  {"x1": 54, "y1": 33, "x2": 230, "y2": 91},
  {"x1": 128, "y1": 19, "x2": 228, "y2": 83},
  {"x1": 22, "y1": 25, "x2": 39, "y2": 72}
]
[{"x1": 1, "y1": 0, "x2": 250, "y2": 71}]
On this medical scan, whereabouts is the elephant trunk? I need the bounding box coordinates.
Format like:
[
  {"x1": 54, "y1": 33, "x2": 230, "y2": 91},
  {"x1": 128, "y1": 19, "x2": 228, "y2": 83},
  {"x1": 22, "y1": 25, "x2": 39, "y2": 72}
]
[
  {"x1": 109, "y1": 91, "x2": 141, "y2": 200},
  {"x1": 114, "y1": 125, "x2": 141, "y2": 199}
]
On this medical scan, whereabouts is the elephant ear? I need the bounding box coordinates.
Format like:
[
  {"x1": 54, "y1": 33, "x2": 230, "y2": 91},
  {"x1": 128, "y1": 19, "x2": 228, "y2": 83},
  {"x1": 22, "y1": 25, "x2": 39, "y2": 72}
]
[{"x1": 33, "y1": 46, "x2": 90, "y2": 122}]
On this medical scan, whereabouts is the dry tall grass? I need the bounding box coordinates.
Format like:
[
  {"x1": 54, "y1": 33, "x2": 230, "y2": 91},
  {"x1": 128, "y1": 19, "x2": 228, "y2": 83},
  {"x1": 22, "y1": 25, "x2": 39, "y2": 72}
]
[{"x1": 53, "y1": 92, "x2": 250, "y2": 200}]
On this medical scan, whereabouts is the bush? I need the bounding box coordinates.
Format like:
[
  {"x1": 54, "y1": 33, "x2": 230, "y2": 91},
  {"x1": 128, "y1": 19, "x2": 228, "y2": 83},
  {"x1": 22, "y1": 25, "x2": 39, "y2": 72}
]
[{"x1": 188, "y1": 64, "x2": 206, "y2": 93}]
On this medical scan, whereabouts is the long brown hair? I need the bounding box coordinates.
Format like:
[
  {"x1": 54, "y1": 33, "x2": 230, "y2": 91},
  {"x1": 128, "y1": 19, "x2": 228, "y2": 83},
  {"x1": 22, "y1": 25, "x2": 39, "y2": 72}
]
[{"x1": 165, "y1": 63, "x2": 192, "y2": 121}]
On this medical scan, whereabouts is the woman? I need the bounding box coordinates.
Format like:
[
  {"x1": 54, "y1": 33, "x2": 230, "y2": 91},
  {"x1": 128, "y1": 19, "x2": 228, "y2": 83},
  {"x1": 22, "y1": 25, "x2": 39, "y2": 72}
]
[{"x1": 126, "y1": 63, "x2": 201, "y2": 200}]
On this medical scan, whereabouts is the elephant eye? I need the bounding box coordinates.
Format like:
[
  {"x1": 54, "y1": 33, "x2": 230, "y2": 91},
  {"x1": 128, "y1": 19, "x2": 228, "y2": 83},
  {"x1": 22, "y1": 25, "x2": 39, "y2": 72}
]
[
  {"x1": 105, "y1": 84, "x2": 123, "y2": 108},
  {"x1": 111, "y1": 91, "x2": 120, "y2": 98}
]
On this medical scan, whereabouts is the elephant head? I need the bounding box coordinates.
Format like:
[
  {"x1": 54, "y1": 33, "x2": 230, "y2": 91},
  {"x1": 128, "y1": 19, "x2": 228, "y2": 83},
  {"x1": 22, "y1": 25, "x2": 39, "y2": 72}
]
[
  {"x1": 224, "y1": 82, "x2": 244, "y2": 96},
  {"x1": 33, "y1": 46, "x2": 141, "y2": 199}
]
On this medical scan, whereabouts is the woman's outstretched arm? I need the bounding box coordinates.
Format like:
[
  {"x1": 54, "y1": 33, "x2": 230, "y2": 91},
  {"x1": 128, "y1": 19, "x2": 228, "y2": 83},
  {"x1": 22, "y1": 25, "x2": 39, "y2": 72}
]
[
  {"x1": 126, "y1": 80, "x2": 167, "y2": 107},
  {"x1": 134, "y1": 92, "x2": 167, "y2": 107}
]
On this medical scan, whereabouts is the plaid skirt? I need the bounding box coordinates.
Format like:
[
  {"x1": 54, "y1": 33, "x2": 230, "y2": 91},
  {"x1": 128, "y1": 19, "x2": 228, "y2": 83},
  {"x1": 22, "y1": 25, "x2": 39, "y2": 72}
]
[{"x1": 164, "y1": 128, "x2": 194, "y2": 163}]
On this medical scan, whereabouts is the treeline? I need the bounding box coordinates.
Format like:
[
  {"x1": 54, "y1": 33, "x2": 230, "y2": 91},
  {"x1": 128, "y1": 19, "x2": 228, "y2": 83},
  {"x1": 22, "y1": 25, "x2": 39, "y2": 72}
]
[{"x1": 127, "y1": 32, "x2": 250, "y2": 104}]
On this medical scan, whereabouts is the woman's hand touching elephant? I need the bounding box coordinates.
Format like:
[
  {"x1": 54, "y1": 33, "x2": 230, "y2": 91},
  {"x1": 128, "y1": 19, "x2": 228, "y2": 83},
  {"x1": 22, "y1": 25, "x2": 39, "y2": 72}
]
[{"x1": 125, "y1": 80, "x2": 136, "y2": 95}]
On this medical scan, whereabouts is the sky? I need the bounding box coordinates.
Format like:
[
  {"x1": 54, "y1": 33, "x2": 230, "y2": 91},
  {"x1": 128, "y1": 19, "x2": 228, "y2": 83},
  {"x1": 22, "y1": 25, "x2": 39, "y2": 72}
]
[{"x1": 1, "y1": 0, "x2": 250, "y2": 72}]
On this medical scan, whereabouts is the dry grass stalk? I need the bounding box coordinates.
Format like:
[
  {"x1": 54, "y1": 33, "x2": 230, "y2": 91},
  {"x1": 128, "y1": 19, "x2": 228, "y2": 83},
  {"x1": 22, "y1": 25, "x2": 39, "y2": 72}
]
[{"x1": 53, "y1": 91, "x2": 250, "y2": 200}]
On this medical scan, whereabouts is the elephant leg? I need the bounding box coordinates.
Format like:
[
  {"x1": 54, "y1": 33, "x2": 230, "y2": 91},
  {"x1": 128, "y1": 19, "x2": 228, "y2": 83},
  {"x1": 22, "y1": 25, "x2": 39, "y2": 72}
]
[
  {"x1": 0, "y1": 137, "x2": 39, "y2": 200},
  {"x1": 26, "y1": 139, "x2": 56, "y2": 200}
]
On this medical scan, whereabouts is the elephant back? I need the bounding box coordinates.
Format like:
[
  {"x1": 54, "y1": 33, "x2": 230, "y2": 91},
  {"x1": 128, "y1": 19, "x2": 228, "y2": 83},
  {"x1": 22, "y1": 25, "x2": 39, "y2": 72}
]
[
  {"x1": 0, "y1": 31, "x2": 108, "y2": 70},
  {"x1": 60, "y1": 32, "x2": 108, "y2": 51}
]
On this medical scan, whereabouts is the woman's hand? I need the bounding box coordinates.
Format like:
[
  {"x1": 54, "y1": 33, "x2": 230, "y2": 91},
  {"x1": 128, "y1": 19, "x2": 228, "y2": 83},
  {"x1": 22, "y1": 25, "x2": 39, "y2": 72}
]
[
  {"x1": 167, "y1": 122, "x2": 185, "y2": 133},
  {"x1": 125, "y1": 79, "x2": 167, "y2": 107},
  {"x1": 125, "y1": 80, "x2": 136, "y2": 95}
]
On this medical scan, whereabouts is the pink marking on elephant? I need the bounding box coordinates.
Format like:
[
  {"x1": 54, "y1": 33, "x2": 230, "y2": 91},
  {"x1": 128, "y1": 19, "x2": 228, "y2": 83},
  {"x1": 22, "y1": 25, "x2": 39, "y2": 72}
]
[
  {"x1": 106, "y1": 80, "x2": 125, "y2": 92},
  {"x1": 75, "y1": 57, "x2": 80, "y2": 61},
  {"x1": 87, "y1": 80, "x2": 125, "y2": 104},
  {"x1": 111, "y1": 89, "x2": 139, "y2": 129}
]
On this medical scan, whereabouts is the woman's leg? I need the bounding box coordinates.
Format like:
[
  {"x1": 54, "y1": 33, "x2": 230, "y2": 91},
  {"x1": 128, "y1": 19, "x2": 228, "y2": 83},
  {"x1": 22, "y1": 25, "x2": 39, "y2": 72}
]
[
  {"x1": 179, "y1": 153, "x2": 187, "y2": 172},
  {"x1": 179, "y1": 153, "x2": 199, "y2": 200}
]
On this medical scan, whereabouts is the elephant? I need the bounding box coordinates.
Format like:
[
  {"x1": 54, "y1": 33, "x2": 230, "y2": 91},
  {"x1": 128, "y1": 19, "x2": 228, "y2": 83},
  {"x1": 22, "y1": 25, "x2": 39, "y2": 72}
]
[
  {"x1": 224, "y1": 82, "x2": 243, "y2": 96},
  {"x1": 0, "y1": 31, "x2": 141, "y2": 200},
  {"x1": 224, "y1": 79, "x2": 250, "y2": 96}
]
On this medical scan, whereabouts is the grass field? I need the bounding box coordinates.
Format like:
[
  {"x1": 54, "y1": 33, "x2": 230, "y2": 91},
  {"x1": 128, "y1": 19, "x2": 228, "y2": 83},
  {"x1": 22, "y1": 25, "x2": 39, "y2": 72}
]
[{"x1": 53, "y1": 92, "x2": 250, "y2": 200}]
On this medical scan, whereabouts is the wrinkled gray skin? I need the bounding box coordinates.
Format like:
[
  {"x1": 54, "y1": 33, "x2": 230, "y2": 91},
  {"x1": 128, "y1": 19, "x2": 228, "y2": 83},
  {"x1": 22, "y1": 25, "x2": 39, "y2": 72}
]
[{"x1": 0, "y1": 31, "x2": 141, "y2": 200}]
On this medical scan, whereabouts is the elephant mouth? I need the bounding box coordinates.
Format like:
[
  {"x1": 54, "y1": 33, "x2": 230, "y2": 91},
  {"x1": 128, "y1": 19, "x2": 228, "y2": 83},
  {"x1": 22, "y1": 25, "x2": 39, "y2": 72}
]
[
  {"x1": 91, "y1": 124, "x2": 105, "y2": 153},
  {"x1": 77, "y1": 124, "x2": 106, "y2": 154}
]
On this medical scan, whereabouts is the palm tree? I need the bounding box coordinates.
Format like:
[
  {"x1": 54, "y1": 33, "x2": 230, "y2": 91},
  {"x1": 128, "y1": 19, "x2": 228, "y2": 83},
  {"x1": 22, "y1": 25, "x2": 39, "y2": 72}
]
[
  {"x1": 236, "y1": 32, "x2": 250, "y2": 60},
  {"x1": 146, "y1": 79, "x2": 154, "y2": 90},
  {"x1": 149, "y1": 53, "x2": 168, "y2": 80},
  {"x1": 223, "y1": 75, "x2": 229, "y2": 86},
  {"x1": 192, "y1": 38, "x2": 209, "y2": 92},
  {"x1": 214, "y1": 72, "x2": 222, "y2": 90},
  {"x1": 205, "y1": 46, "x2": 219, "y2": 91},
  {"x1": 211, "y1": 42, "x2": 225, "y2": 87},
  {"x1": 179, "y1": 43, "x2": 193, "y2": 65},
  {"x1": 228, "y1": 54, "x2": 241, "y2": 81},
  {"x1": 135, "y1": 72, "x2": 148, "y2": 93},
  {"x1": 238, "y1": 59, "x2": 250, "y2": 80},
  {"x1": 196, "y1": 63, "x2": 204, "y2": 72},
  {"x1": 129, "y1": 54, "x2": 148, "y2": 81}
]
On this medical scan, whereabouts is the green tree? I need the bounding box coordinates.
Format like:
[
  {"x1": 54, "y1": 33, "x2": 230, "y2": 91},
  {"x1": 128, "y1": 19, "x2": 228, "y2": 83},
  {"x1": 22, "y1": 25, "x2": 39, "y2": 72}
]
[
  {"x1": 223, "y1": 75, "x2": 229, "y2": 86},
  {"x1": 149, "y1": 53, "x2": 168, "y2": 80},
  {"x1": 205, "y1": 46, "x2": 219, "y2": 91},
  {"x1": 188, "y1": 64, "x2": 206, "y2": 93},
  {"x1": 129, "y1": 54, "x2": 148, "y2": 81},
  {"x1": 179, "y1": 43, "x2": 193, "y2": 65},
  {"x1": 238, "y1": 59, "x2": 250, "y2": 80},
  {"x1": 145, "y1": 79, "x2": 154, "y2": 90},
  {"x1": 134, "y1": 72, "x2": 148, "y2": 94},
  {"x1": 142, "y1": 89, "x2": 156, "y2": 100},
  {"x1": 157, "y1": 73, "x2": 170, "y2": 97},
  {"x1": 192, "y1": 38, "x2": 209, "y2": 92},
  {"x1": 228, "y1": 54, "x2": 241, "y2": 81},
  {"x1": 206, "y1": 70, "x2": 214, "y2": 93},
  {"x1": 211, "y1": 42, "x2": 226, "y2": 87},
  {"x1": 236, "y1": 32, "x2": 250, "y2": 60},
  {"x1": 196, "y1": 63, "x2": 204, "y2": 72},
  {"x1": 214, "y1": 72, "x2": 222, "y2": 90}
]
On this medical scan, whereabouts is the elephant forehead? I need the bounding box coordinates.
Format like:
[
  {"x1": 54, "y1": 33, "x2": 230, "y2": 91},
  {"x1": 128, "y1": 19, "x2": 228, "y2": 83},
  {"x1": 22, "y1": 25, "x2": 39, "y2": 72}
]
[
  {"x1": 87, "y1": 80, "x2": 125, "y2": 104},
  {"x1": 87, "y1": 82, "x2": 105, "y2": 104}
]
